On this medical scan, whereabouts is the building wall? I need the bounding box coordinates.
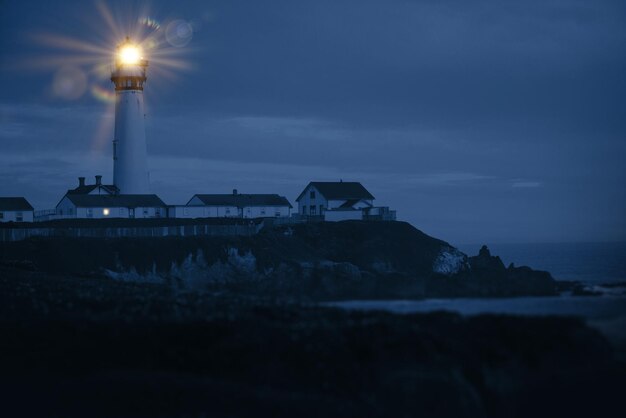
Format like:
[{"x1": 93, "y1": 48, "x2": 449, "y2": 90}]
[
  {"x1": 324, "y1": 210, "x2": 364, "y2": 222},
  {"x1": 169, "y1": 206, "x2": 240, "y2": 218},
  {"x1": 297, "y1": 185, "x2": 328, "y2": 216},
  {"x1": 0, "y1": 210, "x2": 34, "y2": 223},
  {"x1": 56, "y1": 197, "x2": 77, "y2": 217},
  {"x1": 171, "y1": 205, "x2": 290, "y2": 219},
  {"x1": 242, "y1": 206, "x2": 290, "y2": 219},
  {"x1": 113, "y1": 88, "x2": 150, "y2": 194},
  {"x1": 56, "y1": 198, "x2": 165, "y2": 219},
  {"x1": 75, "y1": 206, "x2": 165, "y2": 219}
]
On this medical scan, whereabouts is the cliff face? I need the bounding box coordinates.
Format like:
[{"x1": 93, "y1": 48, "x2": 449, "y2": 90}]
[{"x1": 0, "y1": 221, "x2": 556, "y2": 299}]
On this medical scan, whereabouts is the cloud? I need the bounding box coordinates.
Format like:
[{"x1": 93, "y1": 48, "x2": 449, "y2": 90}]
[{"x1": 512, "y1": 181, "x2": 542, "y2": 188}]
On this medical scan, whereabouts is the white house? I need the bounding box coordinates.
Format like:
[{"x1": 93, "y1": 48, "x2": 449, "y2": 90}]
[
  {"x1": 56, "y1": 194, "x2": 167, "y2": 219},
  {"x1": 0, "y1": 197, "x2": 34, "y2": 223},
  {"x1": 172, "y1": 190, "x2": 292, "y2": 219},
  {"x1": 296, "y1": 181, "x2": 395, "y2": 221}
]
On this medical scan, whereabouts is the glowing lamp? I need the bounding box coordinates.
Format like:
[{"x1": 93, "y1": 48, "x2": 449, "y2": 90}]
[
  {"x1": 103, "y1": 208, "x2": 110, "y2": 216},
  {"x1": 118, "y1": 44, "x2": 142, "y2": 65}
]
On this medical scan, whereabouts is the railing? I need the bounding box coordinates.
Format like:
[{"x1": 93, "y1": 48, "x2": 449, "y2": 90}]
[
  {"x1": 34, "y1": 209, "x2": 76, "y2": 222},
  {"x1": 0, "y1": 222, "x2": 261, "y2": 242}
]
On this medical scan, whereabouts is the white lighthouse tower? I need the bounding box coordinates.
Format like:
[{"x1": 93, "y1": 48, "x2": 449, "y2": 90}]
[{"x1": 111, "y1": 37, "x2": 150, "y2": 194}]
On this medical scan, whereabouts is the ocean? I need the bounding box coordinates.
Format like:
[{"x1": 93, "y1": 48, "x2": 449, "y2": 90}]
[
  {"x1": 458, "y1": 241, "x2": 626, "y2": 284},
  {"x1": 328, "y1": 242, "x2": 626, "y2": 354}
]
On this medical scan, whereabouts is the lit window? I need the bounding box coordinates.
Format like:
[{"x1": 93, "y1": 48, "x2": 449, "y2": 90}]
[{"x1": 103, "y1": 208, "x2": 110, "y2": 216}]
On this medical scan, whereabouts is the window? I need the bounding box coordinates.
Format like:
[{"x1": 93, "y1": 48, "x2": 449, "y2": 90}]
[
  {"x1": 260, "y1": 208, "x2": 266, "y2": 216},
  {"x1": 16, "y1": 212, "x2": 23, "y2": 222},
  {"x1": 119, "y1": 208, "x2": 125, "y2": 216},
  {"x1": 68, "y1": 208, "x2": 73, "y2": 216},
  {"x1": 310, "y1": 190, "x2": 316, "y2": 199},
  {"x1": 143, "y1": 208, "x2": 149, "y2": 217},
  {"x1": 302, "y1": 205, "x2": 306, "y2": 214},
  {"x1": 87, "y1": 208, "x2": 93, "y2": 218},
  {"x1": 275, "y1": 211, "x2": 281, "y2": 217},
  {"x1": 310, "y1": 206, "x2": 316, "y2": 216},
  {"x1": 319, "y1": 205, "x2": 324, "y2": 214},
  {"x1": 0, "y1": 212, "x2": 3, "y2": 219},
  {"x1": 155, "y1": 208, "x2": 161, "y2": 218}
]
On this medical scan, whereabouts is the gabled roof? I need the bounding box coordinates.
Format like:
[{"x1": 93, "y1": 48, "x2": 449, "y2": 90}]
[
  {"x1": 188, "y1": 194, "x2": 292, "y2": 208},
  {"x1": 61, "y1": 194, "x2": 166, "y2": 208},
  {"x1": 67, "y1": 184, "x2": 119, "y2": 195},
  {"x1": 296, "y1": 182, "x2": 375, "y2": 201},
  {"x1": 339, "y1": 199, "x2": 362, "y2": 208},
  {"x1": 0, "y1": 197, "x2": 34, "y2": 211}
]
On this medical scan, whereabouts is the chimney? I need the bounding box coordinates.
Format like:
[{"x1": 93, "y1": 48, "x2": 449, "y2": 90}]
[
  {"x1": 78, "y1": 177, "x2": 85, "y2": 187},
  {"x1": 233, "y1": 189, "x2": 238, "y2": 195},
  {"x1": 95, "y1": 175, "x2": 102, "y2": 186}
]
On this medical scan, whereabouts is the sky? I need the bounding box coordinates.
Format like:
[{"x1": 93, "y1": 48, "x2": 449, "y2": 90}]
[{"x1": 0, "y1": 0, "x2": 624, "y2": 245}]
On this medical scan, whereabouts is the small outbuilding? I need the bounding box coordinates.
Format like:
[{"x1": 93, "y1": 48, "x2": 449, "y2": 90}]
[
  {"x1": 56, "y1": 194, "x2": 167, "y2": 219},
  {"x1": 171, "y1": 190, "x2": 292, "y2": 219},
  {"x1": 0, "y1": 197, "x2": 34, "y2": 223}
]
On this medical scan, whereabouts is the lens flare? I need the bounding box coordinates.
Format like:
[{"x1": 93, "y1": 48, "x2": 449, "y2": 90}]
[
  {"x1": 165, "y1": 20, "x2": 193, "y2": 47},
  {"x1": 14, "y1": 0, "x2": 199, "y2": 156},
  {"x1": 52, "y1": 66, "x2": 87, "y2": 100},
  {"x1": 138, "y1": 17, "x2": 161, "y2": 31},
  {"x1": 91, "y1": 85, "x2": 115, "y2": 103}
]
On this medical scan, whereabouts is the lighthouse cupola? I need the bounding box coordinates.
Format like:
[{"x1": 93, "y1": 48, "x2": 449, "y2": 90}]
[{"x1": 111, "y1": 37, "x2": 150, "y2": 194}]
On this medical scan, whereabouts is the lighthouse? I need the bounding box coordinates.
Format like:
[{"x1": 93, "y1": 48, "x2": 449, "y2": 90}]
[{"x1": 111, "y1": 37, "x2": 150, "y2": 194}]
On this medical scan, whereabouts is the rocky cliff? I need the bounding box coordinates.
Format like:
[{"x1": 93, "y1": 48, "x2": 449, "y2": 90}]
[{"x1": 0, "y1": 220, "x2": 556, "y2": 299}]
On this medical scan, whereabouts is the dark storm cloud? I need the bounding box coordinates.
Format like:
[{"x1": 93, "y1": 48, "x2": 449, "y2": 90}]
[{"x1": 0, "y1": 0, "x2": 624, "y2": 243}]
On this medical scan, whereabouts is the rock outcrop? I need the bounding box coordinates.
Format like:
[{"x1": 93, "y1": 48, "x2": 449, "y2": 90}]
[{"x1": 0, "y1": 221, "x2": 557, "y2": 299}]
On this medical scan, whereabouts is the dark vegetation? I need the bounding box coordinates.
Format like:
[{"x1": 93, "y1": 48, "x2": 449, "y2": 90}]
[
  {"x1": 0, "y1": 267, "x2": 624, "y2": 417},
  {"x1": 1, "y1": 221, "x2": 621, "y2": 417},
  {"x1": 0, "y1": 221, "x2": 557, "y2": 300},
  {"x1": 0, "y1": 216, "x2": 264, "y2": 229}
]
